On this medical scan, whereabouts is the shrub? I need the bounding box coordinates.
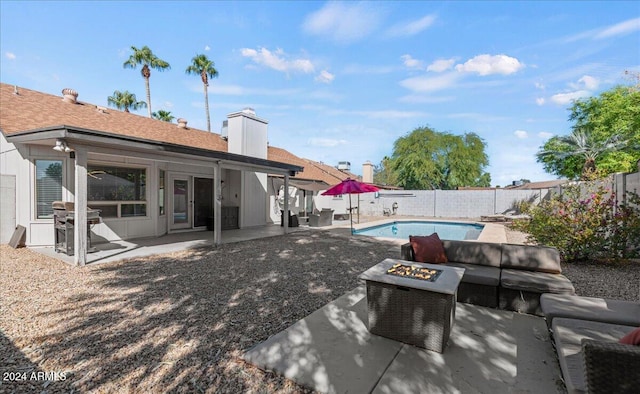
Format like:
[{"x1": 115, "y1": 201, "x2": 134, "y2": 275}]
[{"x1": 512, "y1": 182, "x2": 640, "y2": 262}]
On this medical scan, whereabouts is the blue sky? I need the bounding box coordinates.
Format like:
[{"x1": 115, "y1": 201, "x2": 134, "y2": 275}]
[{"x1": 1, "y1": 1, "x2": 639, "y2": 186}]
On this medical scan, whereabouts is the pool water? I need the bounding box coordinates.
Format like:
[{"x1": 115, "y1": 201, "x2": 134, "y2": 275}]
[{"x1": 353, "y1": 220, "x2": 484, "y2": 241}]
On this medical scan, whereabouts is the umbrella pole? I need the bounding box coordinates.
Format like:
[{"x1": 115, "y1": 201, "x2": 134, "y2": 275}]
[{"x1": 349, "y1": 194, "x2": 353, "y2": 234}]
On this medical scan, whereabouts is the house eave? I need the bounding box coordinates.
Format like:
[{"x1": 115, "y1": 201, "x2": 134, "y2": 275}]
[{"x1": 3, "y1": 125, "x2": 302, "y2": 176}]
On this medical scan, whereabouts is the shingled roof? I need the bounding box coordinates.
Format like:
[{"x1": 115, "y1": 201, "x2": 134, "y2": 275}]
[
  {"x1": 0, "y1": 83, "x2": 365, "y2": 185},
  {"x1": 0, "y1": 83, "x2": 229, "y2": 152},
  {"x1": 268, "y1": 146, "x2": 358, "y2": 185}
]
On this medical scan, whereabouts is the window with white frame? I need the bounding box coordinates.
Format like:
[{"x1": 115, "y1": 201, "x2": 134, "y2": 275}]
[
  {"x1": 35, "y1": 160, "x2": 63, "y2": 219},
  {"x1": 87, "y1": 164, "x2": 147, "y2": 218}
]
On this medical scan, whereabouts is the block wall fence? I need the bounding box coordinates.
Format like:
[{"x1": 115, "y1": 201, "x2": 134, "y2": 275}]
[{"x1": 316, "y1": 171, "x2": 639, "y2": 219}]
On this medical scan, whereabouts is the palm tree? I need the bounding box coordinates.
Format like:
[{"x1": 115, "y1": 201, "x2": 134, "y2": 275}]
[
  {"x1": 536, "y1": 129, "x2": 629, "y2": 179},
  {"x1": 152, "y1": 110, "x2": 175, "y2": 123},
  {"x1": 186, "y1": 54, "x2": 219, "y2": 132},
  {"x1": 107, "y1": 90, "x2": 147, "y2": 113},
  {"x1": 123, "y1": 46, "x2": 171, "y2": 118}
]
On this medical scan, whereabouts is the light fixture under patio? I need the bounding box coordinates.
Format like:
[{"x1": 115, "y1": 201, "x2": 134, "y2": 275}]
[{"x1": 52, "y1": 139, "x2": 73, "y2": 153}]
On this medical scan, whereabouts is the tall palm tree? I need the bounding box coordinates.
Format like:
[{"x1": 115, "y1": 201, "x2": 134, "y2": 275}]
[
  {"x1": 152, "y1": 110, "x2": 175, "y2": 123},
  {"x1": 107, "y1": 90, "x2": 147, "y2": 113},
  {"x1": 536, "y1": 129, "x2": 629, "y2": 179},
  {"x1": 123, "y1": 46, "x2": 171, "y2": 118},
  {"x1": 186, "y1": 54, "x2": 218, "y2": 132}
]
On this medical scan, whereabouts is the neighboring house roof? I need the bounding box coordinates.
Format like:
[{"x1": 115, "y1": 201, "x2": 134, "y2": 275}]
[
  {"x1": 268, "y1": 146, "x2": 358, "y2": 185},
  {"x1": 505, "y1": 180, "x2": 568, "y2": 190}
]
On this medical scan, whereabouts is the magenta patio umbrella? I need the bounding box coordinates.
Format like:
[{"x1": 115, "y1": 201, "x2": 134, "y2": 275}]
[{"x1": 322, "y1": 178, "x2": 380, "y2": 234}]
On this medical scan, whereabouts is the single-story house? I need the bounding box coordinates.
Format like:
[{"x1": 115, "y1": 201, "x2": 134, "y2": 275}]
[{"x1": 1, "y1": 83, "x2": 325, "y2": 265}]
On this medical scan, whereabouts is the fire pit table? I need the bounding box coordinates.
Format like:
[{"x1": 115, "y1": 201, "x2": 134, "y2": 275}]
[{"x1": 358, "y1": 259, "x2": 465, "y2": 353}]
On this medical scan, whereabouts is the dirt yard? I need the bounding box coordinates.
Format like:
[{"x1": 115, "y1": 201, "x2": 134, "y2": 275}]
[{"x1": 1, "y1": 227, "x2": 637, "y2": 393}]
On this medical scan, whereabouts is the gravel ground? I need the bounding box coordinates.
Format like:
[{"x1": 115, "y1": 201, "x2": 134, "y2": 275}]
[{"x1": 1, "y1": 227, "x2": 638, "y2": 393}]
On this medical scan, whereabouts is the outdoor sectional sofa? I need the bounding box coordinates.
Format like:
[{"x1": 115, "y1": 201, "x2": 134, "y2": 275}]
[
  {"x1": 540, "y1": 293, "x2": 640, "y2": 394},
  {"x1": 400, "y1": 239, "x2": 576, "y2": 315}
]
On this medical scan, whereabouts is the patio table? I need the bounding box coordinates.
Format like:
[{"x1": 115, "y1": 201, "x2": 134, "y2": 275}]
[{"x1": 359, "y1": 259, "x2": 465, "y2": 353}]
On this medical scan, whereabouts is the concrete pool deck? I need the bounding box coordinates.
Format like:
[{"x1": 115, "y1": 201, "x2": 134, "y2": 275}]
[
  {"x1": 342, "y1": 217, "x2": 507, "y2": 244},
  {"x1": 243, "y1": 285, "x2": 564, "y2": 394}
]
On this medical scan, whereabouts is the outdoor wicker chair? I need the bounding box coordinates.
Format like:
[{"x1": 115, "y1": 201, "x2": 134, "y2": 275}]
[{"x1": 582, "y1": 339, "x2": 640, "y2": 394}]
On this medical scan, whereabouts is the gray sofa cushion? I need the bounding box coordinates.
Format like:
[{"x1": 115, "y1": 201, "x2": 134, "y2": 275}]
[
  {"x1": 541, "y1": 293, "x2": 640, "y2": 328},
  {"x1": 501, "y1": 269, "x2": 575, "y2": 294},
  {"x1": 500, "y1": 243, "x2": 562, "y2": 273},
  {"x1": 551, "y1": 318, "x2": 636, "y2": 394},
  {"x1": 442, "y1": 240, "x2": 502, "y2": 268},
  {"x1": 444, "y1": 262, "x2": 500, "y2": 286}
]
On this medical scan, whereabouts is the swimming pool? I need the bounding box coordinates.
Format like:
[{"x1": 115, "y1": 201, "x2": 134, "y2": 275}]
[{"x1": 353, "y1": 220, "x2": 484, "y2": 241}]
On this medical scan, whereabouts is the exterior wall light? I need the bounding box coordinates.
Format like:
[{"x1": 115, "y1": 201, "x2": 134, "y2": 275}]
[{"x1": 53, "y1": 139, "x2": 73, "y2": 153}]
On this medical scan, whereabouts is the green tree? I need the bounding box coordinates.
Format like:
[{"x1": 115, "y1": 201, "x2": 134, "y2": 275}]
[
  {"x1": 107, "y1": 90, "x2": 147, "y2": 113},
  {"x1": 186, "y1": 54, "x2": 219, "y2": 132},
  {"x1": 537, "y1": 85, "x2": 640, "y2": 179},
  {"x1": 152, "y1": 110, "x2": 175, "y2": 123},
  {"x1": 123, "y1": 46, "x2": 171, "y2": 118},
  {"x1": 373, "y1": 156, "x2": 398, "y2": 186},
  {"x1": 537, "y1": 130, "x2": 630, "y2": 180},
  {"x1": 390, "y1": 126, "x2": 490, "y2": 190}
]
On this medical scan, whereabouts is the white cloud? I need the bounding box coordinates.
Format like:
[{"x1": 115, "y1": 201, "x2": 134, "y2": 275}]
[
  {"x1": 551, "y1": 75, "x2": 599, "y2": 106},
  {"x1": 204, "y1": 45, "x2": 211, "y2": 51},
  {"x1": 302, "y1": 2, "x2": 382, "y2": 44},
  {"x1": 427, "y1": 58, "x2": 455, "y2": 72},
  {"x1": 514, "y1": 130, "x2": 529, "y2": 139},
  {"x1": 400, "y1": 72, "x2": 460, "y2": 93},
  {"x1": 387, "y1": 14, "x2": 436, "y2": 37},
  {"x1": 315, "y1": 70, "x2": 335, "y2": 84},
  {"x1": 595, "y1": 17, "x2": 640, "y2": 39},
  {"x1": 535, "y1": 82, "x2": 545, "y2": 90},
  {"x1": 240, "y1": 47, "x2": 315, "y2": 74},
  {"x1": 455, "y1": 54, "x2": 524, "y2": 76},
  {"x1": 5, "y1": 52, "x2": 16, "y2": 60},
  {"x1": 550, "y1": 90, "x2": 590, "y2": 105},
  {"x1": 578, "y1": 75, "x2": 599, "y2": 90},
  {"x1": 538, "y1": 132, "x2": 554, "y2": 139},
  {"x1": 536, "y1": 97, "x2": 546, "y2": 106},
  {"x1": 401, "y1": 54, "x2": 424, "y2": 69},
  {"x1": 308, "y1": 137, "x2": 348, "y2": 147}
]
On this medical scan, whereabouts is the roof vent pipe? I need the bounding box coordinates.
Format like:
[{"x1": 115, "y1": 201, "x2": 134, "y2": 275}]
[
  {"x1": 62, "y1": 88, "x2": 78, "y2": 104},
  {"x1": 177, "y1": 118, "x2": 188, "y2": 128}
]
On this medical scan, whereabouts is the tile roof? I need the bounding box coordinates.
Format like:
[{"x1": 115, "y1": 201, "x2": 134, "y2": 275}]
[{"x1": 0, "y1": 83, "x2": 228, "y2": 152}]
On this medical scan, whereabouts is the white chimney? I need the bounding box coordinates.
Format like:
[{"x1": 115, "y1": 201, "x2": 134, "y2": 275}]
[
  {"x1": 62, "y1": 88, "x2": 78, "y2": 104},
  {"x1": 177, "y1": 118, "x2": 188, "y2": 129},
  {"x1": 226, "y1": 109, "x2": 267, "y2": 159},
  {"x1": 362, "y1": 161, "x2": 374, "y2": 183}
]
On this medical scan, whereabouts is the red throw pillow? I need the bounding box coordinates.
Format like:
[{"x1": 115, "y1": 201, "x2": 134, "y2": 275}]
[
  {"x1": 409, "y1": 233, "x2": 448, "y2": 264},
  {"x1": 619, "y1": 327, "x2": 640, "y2": 346}
]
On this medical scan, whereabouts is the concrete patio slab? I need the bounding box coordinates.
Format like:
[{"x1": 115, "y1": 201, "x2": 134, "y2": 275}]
[
  {"x1": 30, "y1": 224, "x2": 309, "y2": 265},
  {"x1": 243, "y1": 287, "x2": 404, "y2": 393},
  {"x1": 243, "y1": 285, "x2": 565, "y2": 394}
]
